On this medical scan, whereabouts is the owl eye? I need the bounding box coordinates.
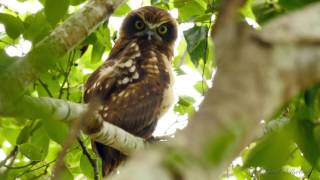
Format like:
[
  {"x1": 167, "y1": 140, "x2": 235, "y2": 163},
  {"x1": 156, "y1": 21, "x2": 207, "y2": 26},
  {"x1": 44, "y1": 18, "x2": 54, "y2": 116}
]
[
  {"x1": 157, "y1": 25, "x2": 168, "y2": 35},
  {"x1": 134, "y1": 20, "x2": 145, "y2": 30}
]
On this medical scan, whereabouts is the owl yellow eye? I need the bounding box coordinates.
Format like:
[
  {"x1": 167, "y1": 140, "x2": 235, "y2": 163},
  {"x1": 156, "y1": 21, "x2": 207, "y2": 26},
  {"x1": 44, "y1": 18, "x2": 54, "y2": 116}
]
[
  {"x1": 157, "y1": 25, "x2": 168, "y2": 35},
  {"x1": 134, "y1": 20, "x2": 145, "y2": 30}
]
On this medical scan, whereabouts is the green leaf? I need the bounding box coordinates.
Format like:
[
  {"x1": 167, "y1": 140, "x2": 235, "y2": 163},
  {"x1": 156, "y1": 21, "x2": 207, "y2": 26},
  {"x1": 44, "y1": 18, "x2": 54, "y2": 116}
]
[
  {"x1": 243, "y1": 129, "x2": 292, "y2": 169},
  {"x1": 0, "y1": 13, "x2": 24, "y2": 39},
  {"x1": 279, "y1": 0, "x2": 319, "y2": 10},
  {"x1": 45, "y1": 0, "x2": 70, "y2": 25},
  {"x1": 23, "y1": 11, "x2": 51, "y2": 44},
  {"x1": 20, "y1": 143, "x2": 44, "y2": 161},
  {"x1": 0, "y1": 127, "x2": 20, "y2": 145},
  {"x1": 184, "y1": 25, "x2": 209, "y2": 66},
  {"x1": 113, "y1": 3, "x2": 131, "y2": 16},
  {"x1": 42, "y1": 118, "x2": 69, "y2": 145},
  {"x1": 96, "y1": 26, "x2": 112, "y2": 51},
  {"x1": 194, "y1": 80, "x2": 208, "y2": 94},
  {"x1": 70, "y1": 0, "x2": 86, "y2": 6},
  {"x1": 80, "y1": 153, "x2": 94, "y2": 178},
  {"x1": 261, "y1": 171, "x2": 300, "y2": 180},
  {"x1": 174, "y1": 96, "x2": 195, "y2": 115},
  {"x1": 16, "y1": 124, "x2": 32, "y2": 145},
  {"x1": 293, "y1": 120, "x2": 320, "y2": 170},
  {"x1": 174, "y1": 0, "x2": 206, "y2": 22},
  {"x1": 59, "y1": 165, "x2": 74, "y2": 180},
  {"x1": 240, "y1": 0, "x2": 256, "y2": 19},
  {"x1": 91, "y1": 43, "x2": 105, "y2": 63},
  {"x1": 0, "y1": 50, "x2": 17, "y2": 70}
]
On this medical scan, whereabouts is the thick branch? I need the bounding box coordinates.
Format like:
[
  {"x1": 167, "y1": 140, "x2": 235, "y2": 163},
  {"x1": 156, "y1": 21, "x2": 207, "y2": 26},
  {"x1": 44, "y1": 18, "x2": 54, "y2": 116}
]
[{"x1": 0, "y1": 95, "x2": 144, "y2": 155}]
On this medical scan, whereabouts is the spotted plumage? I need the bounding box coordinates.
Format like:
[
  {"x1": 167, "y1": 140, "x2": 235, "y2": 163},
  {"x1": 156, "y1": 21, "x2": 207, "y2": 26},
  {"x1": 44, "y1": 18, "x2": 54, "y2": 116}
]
[{"x1": 83, "y1": 6, "x2": 177, "y2": 176}]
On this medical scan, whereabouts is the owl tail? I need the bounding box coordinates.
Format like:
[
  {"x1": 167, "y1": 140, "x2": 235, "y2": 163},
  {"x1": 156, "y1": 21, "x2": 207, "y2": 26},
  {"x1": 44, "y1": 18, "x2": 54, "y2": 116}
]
[{"x1": 93, "y1": 141, "x2": 126, "y2": 177}]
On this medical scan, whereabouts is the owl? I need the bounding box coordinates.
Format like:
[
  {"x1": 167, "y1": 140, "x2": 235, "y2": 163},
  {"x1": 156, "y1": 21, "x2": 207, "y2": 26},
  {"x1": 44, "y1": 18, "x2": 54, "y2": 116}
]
[{"x1": 83, "y1": 6, "x2": 178, "y2": 176}]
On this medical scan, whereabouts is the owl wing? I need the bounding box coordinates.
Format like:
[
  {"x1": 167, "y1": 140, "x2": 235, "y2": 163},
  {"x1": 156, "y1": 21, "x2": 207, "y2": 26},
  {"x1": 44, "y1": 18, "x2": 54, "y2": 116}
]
[{"x1": 84, "y1": 41, "x2": 166, "y2": 137}]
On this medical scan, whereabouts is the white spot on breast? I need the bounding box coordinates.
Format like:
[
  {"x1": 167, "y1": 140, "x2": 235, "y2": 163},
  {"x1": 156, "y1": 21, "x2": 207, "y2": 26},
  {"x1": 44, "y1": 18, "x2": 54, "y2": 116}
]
[
  {"x1": 129, "y1": 65, "x2": 136, "y2": 72},
  {"x1": 132, "y1": 72, "x2": 139, "y2": 79},
  {"x1": 122, "y1": 77, "x2": 129, "y2": 84},
  {"x1": 133, "y1": 52, "x2": 141, "y2": 58},
  {"x1": 124, "y1": 59, "x2": 133, "y2": 67},
  {"x1": 103, "y1": 113, "x2": 108, "y2": 118},
  {"x1": 150, "y1": 56, "x2": 157, "y2": 62},
  {"x1": 134, "y1": 45, "x2": 139, "y2": 51},
  {"x1": 118, "y1": 91, "x2": 125, "y2": 97},
  {"x1": 104, "y1": 106, "x2": 109, "y2": 111},
  {"x1": 130, "y1": 42, "x2": 137, "y2": 48}
]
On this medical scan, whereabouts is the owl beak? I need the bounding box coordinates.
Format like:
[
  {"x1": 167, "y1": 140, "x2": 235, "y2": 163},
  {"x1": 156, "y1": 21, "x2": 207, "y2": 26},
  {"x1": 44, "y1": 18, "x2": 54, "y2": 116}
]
[
  {"x1": 146, "y1": 30, "x2": 156, "y2": 41},
  {"x1": 146, "y1": 29, "x2": 162, "y2": 41}
]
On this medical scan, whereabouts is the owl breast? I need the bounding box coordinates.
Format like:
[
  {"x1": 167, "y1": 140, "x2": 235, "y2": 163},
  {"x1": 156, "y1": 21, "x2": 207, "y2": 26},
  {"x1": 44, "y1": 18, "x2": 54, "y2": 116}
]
[{"x1": 158, "y1": 53, "x2": 175, "y2": 119}]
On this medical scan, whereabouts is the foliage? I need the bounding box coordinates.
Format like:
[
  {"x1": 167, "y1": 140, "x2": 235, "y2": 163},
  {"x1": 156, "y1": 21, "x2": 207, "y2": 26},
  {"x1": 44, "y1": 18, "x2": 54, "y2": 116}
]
[{"x1": 0, "y1": 0, "x2": 319, "y2": 179}]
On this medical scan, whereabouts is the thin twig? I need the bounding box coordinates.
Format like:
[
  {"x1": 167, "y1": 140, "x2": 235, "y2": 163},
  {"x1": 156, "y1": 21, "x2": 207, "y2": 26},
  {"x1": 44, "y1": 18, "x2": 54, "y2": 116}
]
[
  {"x1": 16, "y1": 160, "x2": 56, "y2": 178},
  {"x1": 4, "y1": 161, "x2": 38, "y2": 169},
  {"x1": 77, "y1": 137, "x2": 100, "y2": 180},
  {"x1": 38, "y1": 79, "x2": 54, "y2": 97},
  {"x1": 0, "y1": 146, "x2": 18, "y2": 168},
  {"x1": 307, "y1": 167, "x2": 313, "y2": 179},
  {"x1": 58, "y1": 50, "x2": 75, "y2": 99}
]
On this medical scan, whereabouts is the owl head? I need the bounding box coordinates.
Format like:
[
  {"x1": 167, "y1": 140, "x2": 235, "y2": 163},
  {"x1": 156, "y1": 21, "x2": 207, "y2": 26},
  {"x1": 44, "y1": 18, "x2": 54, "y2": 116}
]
[{"x1": 119, "y1": 6, "x2": 178, "y2": 46}]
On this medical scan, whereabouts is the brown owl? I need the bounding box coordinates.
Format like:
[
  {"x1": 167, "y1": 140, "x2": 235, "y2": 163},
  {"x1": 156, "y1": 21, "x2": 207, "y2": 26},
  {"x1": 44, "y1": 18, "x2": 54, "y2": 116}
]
[{"x1": 83, "y1": 6, "x2": 178, "y2": 176}]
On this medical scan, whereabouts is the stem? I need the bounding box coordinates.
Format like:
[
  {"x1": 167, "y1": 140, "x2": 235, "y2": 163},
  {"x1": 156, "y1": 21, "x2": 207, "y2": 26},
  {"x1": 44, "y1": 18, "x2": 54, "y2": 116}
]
[{"x1": 77, "y1": 137, "x2": 100, "y2": 180}]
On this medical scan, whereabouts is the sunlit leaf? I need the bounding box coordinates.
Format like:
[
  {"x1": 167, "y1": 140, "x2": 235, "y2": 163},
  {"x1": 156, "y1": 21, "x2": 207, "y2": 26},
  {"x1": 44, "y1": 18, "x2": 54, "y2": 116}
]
[
  {"x1": 70, "y1": 0, "x2": 86, "y2": 6},
  {"x1": 113, "y1": 3, "x2": 131, "y2": 16},
  {"x1": 80, "y1": 153, "x2": 94, "y2": 178},
  {"x1": 45, "y1": 0, "x2": 70, "y2": 25},
  {"x1": 20, "y1": 143, "x2": 44, "y2": 161},
  {"x1": 23, "y1": 11, "x2": 51, "y2": 44},
  {"x1": 243, "y1": 128, "x2": 292, "y2": 169},
  {"x1": 0, "y1": 13, "x2": 24, "y2": 39},
  {"x1": 173, "y1": 0, "x2": 206, "y2": 22},
  {"x1": 183, "y1": 25, "x2": 209, "y2": 66},
  {"x1": 42, "y1": 118, "x2": 69, "y2": 145}
]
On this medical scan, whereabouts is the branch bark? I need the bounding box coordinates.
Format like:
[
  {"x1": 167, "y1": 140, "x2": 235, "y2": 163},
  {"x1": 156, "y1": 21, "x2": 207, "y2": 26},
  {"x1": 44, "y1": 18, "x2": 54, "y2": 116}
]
[{"x1": 0, "y1": 95, "x2": 145, "y2": 154}]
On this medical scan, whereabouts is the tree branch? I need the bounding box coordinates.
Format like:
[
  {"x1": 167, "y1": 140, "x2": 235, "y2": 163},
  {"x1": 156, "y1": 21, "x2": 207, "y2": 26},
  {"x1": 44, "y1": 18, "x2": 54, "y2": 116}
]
[{"x1": 0, "y1": 95, "x2": 145, "y2": 155}]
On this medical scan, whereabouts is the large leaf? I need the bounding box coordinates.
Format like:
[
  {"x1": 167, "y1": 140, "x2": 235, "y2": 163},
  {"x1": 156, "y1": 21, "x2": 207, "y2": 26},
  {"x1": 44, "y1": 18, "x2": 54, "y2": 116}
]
[
  {"x1": 80, "y1": 153, "x2": 94, "y2": 178},
  {"x1": 279, "y1": 0, "x2": 320, "y2": 10},
  {"x1": 42, "y1": 118, "x2": 69, "y2": 145},
  {"x1": 243, "y1": 128, "x2": 292, "y2": 170},
  {"x1": 183, "y1": 25, "x2": 209, "y2": 66},
  {"x1": 293, "y1": 120, "x2": 320, "y2": 171},
  {"x1": 173, "y1": 0, "x2": 206, "y2": 22},
  {"x1": 113, "y1": 3, "x2": 131, "y2": 16},
  {"x1": 16, "y1": 124, "x2": 32, "y2": 145},
  {"x1": 70, "y1": 0, "x2": 86, "y2": 6},
  {"x1": 0, "y1": 50, "x2": 17, "y2": 70},
  {"x1": 20, "y1": 126, "x2": 49, "y2": 161},
  {"x1": 20, "y1": 143, "x2": 44, "y2": 161},
  {"x1": 0, "y1": 13, "x2": 24, "y2": 39},
  {"x1": 23, "y1": 11, "x2": 51, "y2": 44},
  {"x1": 45, "y1": 0, "x2": 70, "y2": 25}
]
